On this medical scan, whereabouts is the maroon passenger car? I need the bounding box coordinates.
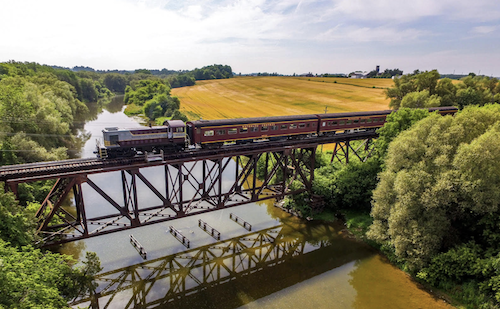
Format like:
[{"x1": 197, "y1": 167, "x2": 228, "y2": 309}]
[
  {"x1": 186, "y1": 115, "x2": 319, "y2": 147},
  {"x1": 317, "y1": 110, "x2": 392, "y2": 135}
]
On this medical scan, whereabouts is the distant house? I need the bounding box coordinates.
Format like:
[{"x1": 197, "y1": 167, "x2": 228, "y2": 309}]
[
  {"x1": 349, "y1": 71, "x2": 366, "y2": 79},
  {"x1": 298, "y1": 72, "x2": 315, "y2": 77}
]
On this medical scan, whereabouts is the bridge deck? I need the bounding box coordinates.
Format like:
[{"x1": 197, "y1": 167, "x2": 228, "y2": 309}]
[{"x1": 0, "y1": 131, "x2": 377, "y2": 183}]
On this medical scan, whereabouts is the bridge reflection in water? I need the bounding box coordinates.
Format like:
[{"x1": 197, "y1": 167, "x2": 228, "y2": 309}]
[{"x1": 71, "y1": 219, "x2": 373, "y2": 309}]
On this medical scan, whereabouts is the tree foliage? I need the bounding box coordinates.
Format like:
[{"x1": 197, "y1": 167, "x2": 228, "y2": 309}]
[
  {"x1": 0, "y1": 190, "x2": 36, "y2": 248},
  {"x1": 374, "y1": 107, "x2": 430, "y2": 157},
  {"x1": 386, "y1": 70, "x2": 500, "y2": 109},
  {"x1": 0, "y1": 67, "x2": 92, "y2": 164},
  {"x1": 368, "y1": 104, "x2": 500, "y2": 271},
  {"x1": 193, "y1": 64, "x2": 233, "y2": 80},
  {"x1": 124, "y1": 79, "x2": 187, "y2": 121},
  {"x1": 103, "y1": 73, "x2": 128, "y2": 93},
  {"x1": 167, "y1": 73, "x2": 196, "y2": 88},
  {"x1": 124, "y1": 79, "x2": 170, "y2": 106},
  {"x1": 0, "y1": 240, "x2": 102, "y2": 309}
]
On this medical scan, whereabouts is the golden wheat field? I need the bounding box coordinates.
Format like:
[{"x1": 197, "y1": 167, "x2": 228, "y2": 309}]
[{"x1": 172, "y1": 76, "x2": 394, "y2": 120}]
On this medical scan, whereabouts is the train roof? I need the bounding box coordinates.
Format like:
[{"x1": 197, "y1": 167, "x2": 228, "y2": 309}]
[
  {"x1": 187, "y1": 114, "x2": 319, "y2": 127},
  {"x1": 163, "y1": 120, "x2": 185, "y2": 128},
  {"x1": 319, "y1": 110, "x2": 393, "y2": 119},
  {"x1": 102, "y1": 126, "x2": 168, "y2": 133},
  {"x1": 319, "y1": 106, "x2": 458, "y2": 119}
]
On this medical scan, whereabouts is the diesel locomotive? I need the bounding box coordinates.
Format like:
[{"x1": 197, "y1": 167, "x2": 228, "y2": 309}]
[{"x1": 96, "y1": 106, "x2": 458, "y2": 159}]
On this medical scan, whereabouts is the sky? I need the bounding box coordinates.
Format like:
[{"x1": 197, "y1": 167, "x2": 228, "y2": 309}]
[{"x1": 1, "y1": 0, "x2": 499, "y2": 76}]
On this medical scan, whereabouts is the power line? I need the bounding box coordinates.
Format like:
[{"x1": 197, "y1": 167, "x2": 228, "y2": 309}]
[{"x1": 0, "y1": 132, "x2": 78, "y2": 138}]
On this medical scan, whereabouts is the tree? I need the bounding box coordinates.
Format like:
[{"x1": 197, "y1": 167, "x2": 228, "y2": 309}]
[
  {"x1": 103, "y1": 73, "x2": 128, "y2": 93},
  {"x1": 0, "y1": 189, "x2": 36, "y2": 247},
  {"x1": 124, "y1": 79, "x2": 170, "y2": 106},
  {"x1": 368, "y1": 104, "x2": 500, "y2": 270},
  {"x1": 435, "y1": 78, "x2": 457, "y2": 107},
  {"x1": 385, "y1": 74, "x2": 418, "y2": 108},
  {"x1": 79, "y1": 78, "x2": 98, "y2": 102},
  {"x1": 143, "y1": 98, "x2": 163, "y2": 120},
  {"x1": 0, "y1": 73, "x2": 88, "y2": 164},
  {"x1": 0, "y1": 240, "x2": 102, "y2": 309},
  {"x1": 374, "y1": 107, "x2": 430, "y2": 157},
  {"x1": 456, "y1": 87, "x2": 481, "y2": 109},
  {"x1": 171, "y1": 110, "x2": 188, "y2": 122},
  {"x1": 385, "y1": 70, "x2": 445, "y2": 109},
  {"x1": 400, "y1": 90, "x2": 441, "y2": 108},
  {"x1": 192, "y1": 64, "x2": 233, "y2": 80},
  {"x1": 330, "y1": 158, "x2": 382, "y2": 211},
  {"x1": 415, "y1": 70, "x2": 440, "y2": 95},
  {"x1": 135, "y1": 69, "x2": 152, "y2": 75}
]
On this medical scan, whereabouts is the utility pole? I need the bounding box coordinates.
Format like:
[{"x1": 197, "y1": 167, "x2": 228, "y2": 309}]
[{"x1": 321, "y1": 106, "x2": 328, "y2": 152}]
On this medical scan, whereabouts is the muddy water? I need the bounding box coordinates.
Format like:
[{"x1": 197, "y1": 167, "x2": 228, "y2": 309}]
[{"x1": 65, "y1": 98, "x2": 453, "y2": 309}]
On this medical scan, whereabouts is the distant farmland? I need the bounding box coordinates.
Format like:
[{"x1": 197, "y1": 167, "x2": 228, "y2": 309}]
[{"x1": 171, "y1": 76, "x2": 394, "y2": 120}]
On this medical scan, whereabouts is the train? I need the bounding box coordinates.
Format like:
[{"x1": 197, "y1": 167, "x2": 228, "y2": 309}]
[{"x1": 95, "y1": 106, "x2": 458, "y2": 159}]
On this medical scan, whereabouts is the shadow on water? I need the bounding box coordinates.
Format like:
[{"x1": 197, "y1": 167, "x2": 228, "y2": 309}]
[{"x1": 71, "y1": 217, "x2": 375, "y2": 309}]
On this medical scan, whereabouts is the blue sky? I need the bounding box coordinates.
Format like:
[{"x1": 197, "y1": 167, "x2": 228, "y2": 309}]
[{"x1": 1, "y1": 0, "x2": 499, "y2": 76}]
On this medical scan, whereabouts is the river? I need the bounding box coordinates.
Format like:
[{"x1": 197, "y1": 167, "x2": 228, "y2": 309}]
[{"x1": 63, "y1": 96, "x2": 453, "y2": 309}]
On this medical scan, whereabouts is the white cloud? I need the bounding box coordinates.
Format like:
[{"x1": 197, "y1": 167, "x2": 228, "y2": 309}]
[
  {"x1": 316, "y1": 25, "x2": 428, "y2": 43},
  {"x1": 181, "y1": 5, "x2": 203, "y2": 20},
  {"x1": 470, "y1": 26, "x2": 497, "y2": 34},
  {"x1": 329, "y1": 0, "x2": 500, "y2": 22}
]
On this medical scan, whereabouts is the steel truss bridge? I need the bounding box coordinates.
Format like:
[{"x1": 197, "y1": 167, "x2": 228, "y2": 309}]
[
  {"x1": 0, "y1": 131, "x2": 377, "y2": 247},
  {"x1": 70, "y1": 220, "x2": 366, "y2": 309}
]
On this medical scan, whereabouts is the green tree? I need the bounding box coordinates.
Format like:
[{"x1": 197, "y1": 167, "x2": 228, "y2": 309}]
[
  {"x1": 103, "y1": 73, "x2": 128, "y2": 93},
  {"x1": 400, "y1": 90, "x2": 441, "y2": 108},
  {"x1": 143, "y1": 98, "x2": 163, "y2": 120},
  {"x1": 79, "y1": 78, "x2": 98, "y2": 102},
  {"x1": 330, "y1": 158, "x2": 382, "y2": 211},
  {"x1": 171, "y1": 110, "x2": 188, "y2": 122},
  {"x1": 124, "y1": 79, "x2": 169, "y2": 106},
  {"x1": 456, "y1": 87, "x2": 482, "y2": 109},
  {"x1": 0, "y1": 240, "x2": 102, "y2": 309},
  {"x1": 385, "y1": 74, "x2": 418, "y2": 108},
  {"x1": 368, "y1": 104, "x2": 500, "y2": 270},
  {"x1": 135, "y1": 69, "x2": 152, "y2": 75},
  {"x1": 0, "y1": 189, "x2": 36, "y2": 247},
  {"x1": 374, "y1": 107, "x2": 430, "y2": 157},
  {"x1": 435, "y1": 78, "x2": 457, "y2": 106}
]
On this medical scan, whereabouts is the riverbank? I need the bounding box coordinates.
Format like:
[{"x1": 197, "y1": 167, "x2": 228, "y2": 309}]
[{"x1": 314, "y1": 209, "x2": 460, "y2": 308}]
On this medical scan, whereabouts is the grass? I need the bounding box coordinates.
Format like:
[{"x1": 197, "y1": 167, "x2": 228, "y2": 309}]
[
  {"x1": 172, "y1": 76, "x2": 392, "y2": 120},
  {"x1": 123, "y1": 103, "x2": 143, "y2": 116},
  {"x1": 342, "y1": 210, "x2": 374, "y2": 238}
]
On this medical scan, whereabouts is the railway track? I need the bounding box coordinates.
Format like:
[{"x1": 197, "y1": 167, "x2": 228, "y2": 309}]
[{"x1": 0, "y1": 130, "x2": 378, "y2": 183}]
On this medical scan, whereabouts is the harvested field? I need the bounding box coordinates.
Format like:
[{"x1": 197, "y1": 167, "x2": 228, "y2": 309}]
[{"x1": 172, "y1": 76, "x2": 393, "y2": 120}]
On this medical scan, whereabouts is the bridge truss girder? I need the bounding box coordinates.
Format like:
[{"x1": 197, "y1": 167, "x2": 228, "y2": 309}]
[
  {"x1": 35, "y1": 147, "x2": 316, "y2": 246},
  {"x1": 329, "y1": 137, "x2": 375, "y2": 164}
]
